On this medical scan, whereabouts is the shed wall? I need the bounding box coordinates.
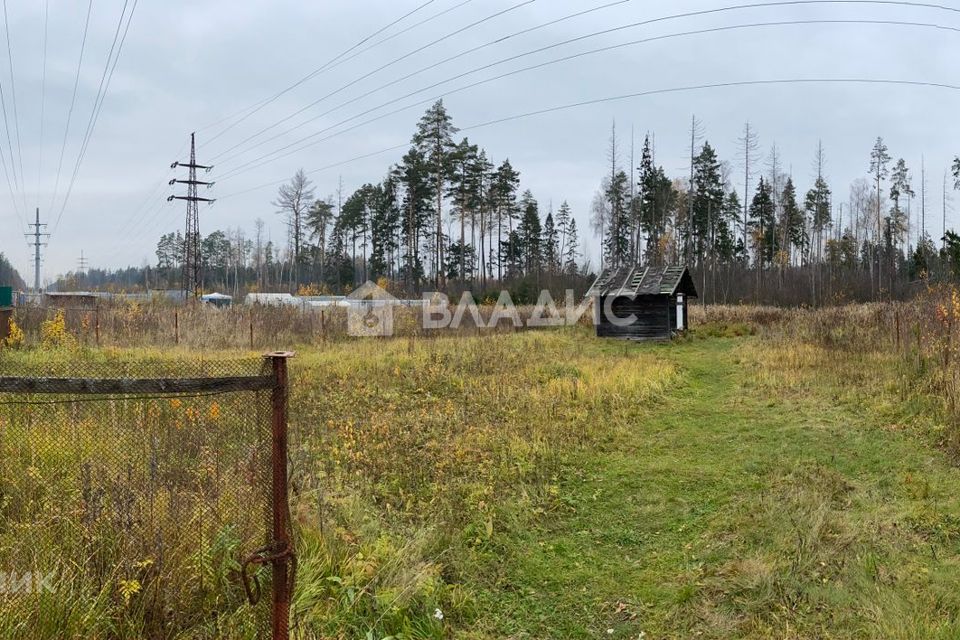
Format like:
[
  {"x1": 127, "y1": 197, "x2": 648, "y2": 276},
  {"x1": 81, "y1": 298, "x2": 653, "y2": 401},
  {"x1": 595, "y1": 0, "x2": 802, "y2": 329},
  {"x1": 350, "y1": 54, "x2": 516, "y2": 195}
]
[{"x1": 596, "y1": 295, "x2": 670, "y2": 339}]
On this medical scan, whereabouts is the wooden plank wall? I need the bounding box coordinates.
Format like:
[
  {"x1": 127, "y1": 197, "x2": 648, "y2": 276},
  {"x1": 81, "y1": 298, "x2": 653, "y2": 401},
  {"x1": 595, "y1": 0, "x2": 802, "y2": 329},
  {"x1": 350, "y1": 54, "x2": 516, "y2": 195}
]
[{"x1": 596, "y1": 295, "x2": 670, "y2": 339}]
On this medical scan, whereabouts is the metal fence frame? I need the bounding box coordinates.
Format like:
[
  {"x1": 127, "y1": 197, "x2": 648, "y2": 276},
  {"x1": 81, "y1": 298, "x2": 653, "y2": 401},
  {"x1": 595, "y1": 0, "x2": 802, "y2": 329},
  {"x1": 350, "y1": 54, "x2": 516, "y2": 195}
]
[{"x1": 0, "y1": 350, "x2": 295, "y2": 639}]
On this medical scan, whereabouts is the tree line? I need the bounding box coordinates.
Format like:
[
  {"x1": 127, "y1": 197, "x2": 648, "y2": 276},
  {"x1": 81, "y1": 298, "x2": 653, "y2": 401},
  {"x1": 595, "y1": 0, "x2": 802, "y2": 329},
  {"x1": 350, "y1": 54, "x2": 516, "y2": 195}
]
[
  {"x1": 46, "y1": 101, "x2": 960, "y2": 305},
  {"x1": 590, "y1": 119, "x2": 960, "y2": 304},
  {"x1": 0, "y1": 253, "x2": 25, "y2": 290},
  {"x1": 148, "y1": 100, "x2": 589, "y2": 299}
]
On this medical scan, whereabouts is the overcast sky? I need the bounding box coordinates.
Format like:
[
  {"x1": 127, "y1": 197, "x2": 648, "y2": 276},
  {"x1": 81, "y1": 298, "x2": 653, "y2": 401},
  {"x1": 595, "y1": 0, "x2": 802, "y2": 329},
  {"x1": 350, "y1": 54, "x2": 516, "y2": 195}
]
[{"x1": 0, "y1": 0, "x2": 958, "y2": 282}]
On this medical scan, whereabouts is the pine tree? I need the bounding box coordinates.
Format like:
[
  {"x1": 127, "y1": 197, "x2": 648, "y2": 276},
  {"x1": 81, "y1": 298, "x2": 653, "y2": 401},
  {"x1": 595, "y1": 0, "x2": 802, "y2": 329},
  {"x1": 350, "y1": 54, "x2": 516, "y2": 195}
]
[
  {"x1": 564, "y1": 217, "x2": 581, "y2": 276},
  {"x1": 718, "y1": 191, "x2": 742, "y2": 262},
  {"x1": 306, "y1": 198, "x2": 334, "y2": 283},
  {"x1": 517, "y1": 190, "x2": 542, "y2": 277},
  {"x1": 603, "y1": 170, "x2": 630, "y2": 268},
  {"x1": 555, "y1": 201, "x2": 572, "y2": 266},
  {"x1": 447, "y1": 138, "x2": 480, "y2": 285},
  {"x1": 473, "y1": 150, "x2": 494, "y2": 286},
  {"x1": 369, "y1": 178, "x2": 401, "y2": 280},
  {"x1": 868, "y1": 137, "x2": 892, "y2": 293},
  {"x1": 869, "y1": 137, "x2": 891, "y2": 243},
  {"x1": 393, "y1": 147, "x2": 434, "y2": 287},
  {"x1": 749, "y1": 177, "x2": 777, "y2": 267},
  {"x1": 491, "y1": 159, "x2": 520, "y2": 281},
  {"x1": 543, "y1": 208, "x2": 560, "y2": 276},
  {"x1": 411, "y1": 100, "x2": 459, "y2": 286},
  {"x1": 779, "y1": 177, "x2": 805, "y2": 264},
  {"x1": 691, "y1": 142, "x2": 725, "y2": 267},
  {"x1": 804, "y1": 175, "x2": 832, "y2": 263},
  {"x1": 889, "y1": 158, "x2": 913, "y2": 252}
]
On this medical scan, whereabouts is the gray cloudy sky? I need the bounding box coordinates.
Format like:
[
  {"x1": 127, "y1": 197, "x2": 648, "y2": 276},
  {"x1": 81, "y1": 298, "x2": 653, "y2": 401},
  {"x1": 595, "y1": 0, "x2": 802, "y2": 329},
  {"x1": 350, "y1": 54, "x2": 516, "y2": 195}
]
[{"x1": 0, "y1": 0, "x2": 957, "y2": 282}]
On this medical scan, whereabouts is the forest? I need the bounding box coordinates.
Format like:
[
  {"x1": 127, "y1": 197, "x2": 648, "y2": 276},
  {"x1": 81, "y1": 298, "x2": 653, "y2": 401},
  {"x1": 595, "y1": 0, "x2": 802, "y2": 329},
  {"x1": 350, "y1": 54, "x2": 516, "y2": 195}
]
[
  {"x1": 0, "y1": 253, "x2": 25, "y2": 290},
  {"x1": 52, "y1": 101, "x2": 960, "y2": 304}
]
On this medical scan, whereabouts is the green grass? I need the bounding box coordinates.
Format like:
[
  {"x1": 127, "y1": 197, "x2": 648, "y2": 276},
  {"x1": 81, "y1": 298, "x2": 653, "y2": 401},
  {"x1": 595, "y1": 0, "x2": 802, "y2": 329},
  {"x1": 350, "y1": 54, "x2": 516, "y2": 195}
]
[
  {"x1": 463, "y1": 336, "x2": 960, "y2": 639},
  {"x1": 3, "y1": 324, "x2": 960, "y2": 638}
]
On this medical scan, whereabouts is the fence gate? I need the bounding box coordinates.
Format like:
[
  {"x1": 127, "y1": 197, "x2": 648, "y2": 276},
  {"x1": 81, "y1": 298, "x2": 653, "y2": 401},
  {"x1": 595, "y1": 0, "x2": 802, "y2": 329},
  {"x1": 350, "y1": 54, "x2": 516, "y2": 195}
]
[{"x1": 0, "y1": 351, "x2": 294, "y2": 639}]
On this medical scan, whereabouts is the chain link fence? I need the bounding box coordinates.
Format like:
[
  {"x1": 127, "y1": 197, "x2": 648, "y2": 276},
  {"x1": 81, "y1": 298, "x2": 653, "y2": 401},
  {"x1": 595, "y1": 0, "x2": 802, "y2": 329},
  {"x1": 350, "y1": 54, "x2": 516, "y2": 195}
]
[{"x1": 0, "y1": 353, "x2": 294, "y2": 639}]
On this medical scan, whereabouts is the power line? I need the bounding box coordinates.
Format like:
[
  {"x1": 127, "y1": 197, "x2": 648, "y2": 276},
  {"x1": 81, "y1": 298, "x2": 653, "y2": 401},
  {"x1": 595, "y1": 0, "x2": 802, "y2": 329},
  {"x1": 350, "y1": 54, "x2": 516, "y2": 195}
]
[
  {"x1": 119, "y1": 0, "x2": 474, "y2": 245},
  {"x1": 320, "y1": 0, "x2": 476, "y2": 79},
  {"x1": 212, "y1": 17, "x2": 960, "y2": 183},
  {"x1": 208, "y1": 0, "x2": 539, "y2": 161},
  {"x1": 53, "y1": 0, "x2": 139, "y2": 234},
  {"x1": 119, "y1": 0, "x2": 489, "y2": 247},
  {"x1": 169, "y1": 133, "x2": 215, "y2": 299},
  {"x1": 0, "y1": 50, "x2": 19, "y2": 215},
  {"x1": 116, "y1": 141, "x2": 189, "y2": 237},
  {"x1": 36, "y1": 0, "x2": 49, "y2": 210},
  {"x1": 47, "y1": 0, "x2": 93, "y2": 217},
  {"x1": 216, "y1": 0, "x2": 634, "y2": 168},
  {"x1": 210, "y1": 0, "x2": 960, "y2": 170},
  {"x1": 201, "y1": 0, "x2": 445, "y2": 145},
  {"x1": 216, "y1": 77, "x2": 960, "y2": 202},
  {"x1": 2, "y1": 0, "x2": 25, "y2": 212}
]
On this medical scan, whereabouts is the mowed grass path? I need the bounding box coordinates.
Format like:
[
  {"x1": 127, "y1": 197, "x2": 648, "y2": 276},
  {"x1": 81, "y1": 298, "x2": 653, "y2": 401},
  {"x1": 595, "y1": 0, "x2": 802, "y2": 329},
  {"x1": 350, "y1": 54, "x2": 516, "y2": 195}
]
[{"x1": 471, "y1": 337, "x2": 960, "y2": 639}]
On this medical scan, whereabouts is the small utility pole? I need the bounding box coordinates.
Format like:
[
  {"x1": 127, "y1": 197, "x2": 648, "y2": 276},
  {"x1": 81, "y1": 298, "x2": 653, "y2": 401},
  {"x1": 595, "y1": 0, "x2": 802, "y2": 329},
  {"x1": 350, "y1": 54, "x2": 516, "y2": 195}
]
[
  {"x1": 25, "y1": 207, "x2": 49, "y2": 293},
  {"x1": 169, "y1": 133, "x2": 215, "y2": 299},
  {"x1": 944, "y1": 171, "x2": 950, "y2": 250},
  {"x1": 77, "y1": 250, "x2": 88, "y2": 290}
]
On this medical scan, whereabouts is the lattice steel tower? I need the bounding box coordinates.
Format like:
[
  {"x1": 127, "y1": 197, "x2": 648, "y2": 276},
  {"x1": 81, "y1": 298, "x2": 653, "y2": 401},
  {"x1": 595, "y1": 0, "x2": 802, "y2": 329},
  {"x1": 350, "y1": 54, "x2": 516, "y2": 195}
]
[
  {"x1": 168, "y1": 133, "x2": 215, "y2": 299},
  {"x1": 26, "y1": 207, "x2": 49, "y2": 293}
]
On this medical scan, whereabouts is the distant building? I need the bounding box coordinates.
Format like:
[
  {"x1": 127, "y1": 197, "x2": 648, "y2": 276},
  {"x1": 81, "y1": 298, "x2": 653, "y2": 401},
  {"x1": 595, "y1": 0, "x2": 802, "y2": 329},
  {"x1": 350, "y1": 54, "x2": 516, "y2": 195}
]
[
  {"x1": 587, "y1": 265, "x2": 698, "y2": 340},
  {"x1": 43, "y1": 291, "x2": 99, "y2": 309},
  {"x1": 244, "y1": 293, "x2": 300, "y2": 307},
  {"x1": 201, "y1": 292, "x2": 233, "y2": 308}
]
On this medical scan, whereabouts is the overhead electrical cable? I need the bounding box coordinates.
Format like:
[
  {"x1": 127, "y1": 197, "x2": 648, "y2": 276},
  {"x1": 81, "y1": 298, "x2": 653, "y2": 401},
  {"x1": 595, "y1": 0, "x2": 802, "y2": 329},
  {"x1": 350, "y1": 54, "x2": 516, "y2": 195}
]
[
  {"x1": 53, "y1": 0, "x2": 139, "y2": 234},
  {"x1": 211, "y1": 17, "x2": 960, "y2": 183},
  {"x1": 210, "y1": 0, "x2": 960, "y2": 172},
  {"x1": 36, "y1": 0, "x2": 48, "y2": 209},
  {"x1": 319, "y1": 0, "x2": 477, "y2": 77},
  {"x1": 47, "y1": 0, "x2": 94, "y2": 216},
  {"x1": 208, "y1": 0, "x2": 539, "y2": 161},
  {"x1": 201, "y1": 0, "x2": 446, "y2": 145},
  {"x1": 115, "y1": 141, "x2": 189, "y2": 237},
  {"x1": 214, "y1": 77, "x2": 960, "y2": 202},
  {"x1": 2, "y1": 0, "x2": 25, "y2": 211}
]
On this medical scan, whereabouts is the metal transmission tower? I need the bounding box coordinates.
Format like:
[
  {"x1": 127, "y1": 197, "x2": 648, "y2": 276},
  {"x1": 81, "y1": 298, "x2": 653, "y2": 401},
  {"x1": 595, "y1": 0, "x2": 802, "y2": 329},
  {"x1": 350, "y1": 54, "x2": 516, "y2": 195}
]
[
  {"x1": 168, "y1": 133, "x2": 215, "y2": 299},
  {"x1": 77, "y1": 250, "x2": 89, "y2": 289},
  {"x1": 25, "y1": 208, "x2": 50, "y2": 293}
]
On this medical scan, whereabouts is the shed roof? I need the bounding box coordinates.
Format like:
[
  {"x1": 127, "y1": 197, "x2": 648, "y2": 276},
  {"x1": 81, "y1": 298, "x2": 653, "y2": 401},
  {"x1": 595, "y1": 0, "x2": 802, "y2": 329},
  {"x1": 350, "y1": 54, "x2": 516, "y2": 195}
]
[{"x1": 586, "y1": 265, "x2": 698, "y2": 298}]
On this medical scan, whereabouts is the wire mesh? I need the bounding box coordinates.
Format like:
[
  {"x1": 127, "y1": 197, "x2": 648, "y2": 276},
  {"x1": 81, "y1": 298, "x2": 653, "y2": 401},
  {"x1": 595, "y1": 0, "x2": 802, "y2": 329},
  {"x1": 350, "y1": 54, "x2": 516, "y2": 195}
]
[{"x1": 0, "y1": 357, "x2": 275, "y2": 639}]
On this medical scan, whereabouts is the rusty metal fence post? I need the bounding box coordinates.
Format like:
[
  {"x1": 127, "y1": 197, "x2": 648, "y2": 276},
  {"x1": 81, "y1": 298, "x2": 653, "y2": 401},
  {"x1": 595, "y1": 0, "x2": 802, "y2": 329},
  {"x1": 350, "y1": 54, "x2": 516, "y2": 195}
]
[{"x1": 267, "y1": 351, "x2": 294, "y2": 640}]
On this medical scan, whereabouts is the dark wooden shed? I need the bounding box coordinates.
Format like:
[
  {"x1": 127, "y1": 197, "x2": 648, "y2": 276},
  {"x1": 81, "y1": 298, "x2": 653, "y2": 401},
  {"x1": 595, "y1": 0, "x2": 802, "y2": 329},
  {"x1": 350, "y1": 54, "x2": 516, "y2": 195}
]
[{"x1": 587, "y1": 265, "x2": 699, "y2": 340}]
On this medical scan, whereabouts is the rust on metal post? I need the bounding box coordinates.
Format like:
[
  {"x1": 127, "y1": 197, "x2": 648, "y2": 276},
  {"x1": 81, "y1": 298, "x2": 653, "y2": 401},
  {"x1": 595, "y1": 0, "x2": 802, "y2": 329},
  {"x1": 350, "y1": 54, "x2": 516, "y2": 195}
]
[{"x1": 265, "y1": 350, "x2": 295, "y2": 639}]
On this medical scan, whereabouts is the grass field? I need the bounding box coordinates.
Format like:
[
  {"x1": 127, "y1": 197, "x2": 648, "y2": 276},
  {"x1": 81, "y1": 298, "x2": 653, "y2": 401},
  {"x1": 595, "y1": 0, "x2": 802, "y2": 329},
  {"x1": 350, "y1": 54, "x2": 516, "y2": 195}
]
[{"x1": 3, "y1": 308, "x2": 960, "y2": 638}]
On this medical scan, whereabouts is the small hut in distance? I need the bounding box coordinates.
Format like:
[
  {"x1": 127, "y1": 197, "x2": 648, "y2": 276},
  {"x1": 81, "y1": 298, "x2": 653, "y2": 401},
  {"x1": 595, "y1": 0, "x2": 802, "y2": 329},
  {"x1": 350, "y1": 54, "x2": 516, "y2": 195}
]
[{"x1": 586, "y1": 265, "x2": 698, "y2": 340}]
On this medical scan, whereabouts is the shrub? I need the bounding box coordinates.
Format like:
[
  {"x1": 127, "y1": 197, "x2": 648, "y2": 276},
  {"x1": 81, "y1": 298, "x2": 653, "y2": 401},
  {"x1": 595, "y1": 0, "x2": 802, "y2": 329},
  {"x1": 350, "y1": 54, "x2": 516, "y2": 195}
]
[
  {"x1": 4, "y1": 316, "x2": 24, "y2": 348},
  {"x1": 40, "y1": 309, "x2": 76, "y2": 349}
]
